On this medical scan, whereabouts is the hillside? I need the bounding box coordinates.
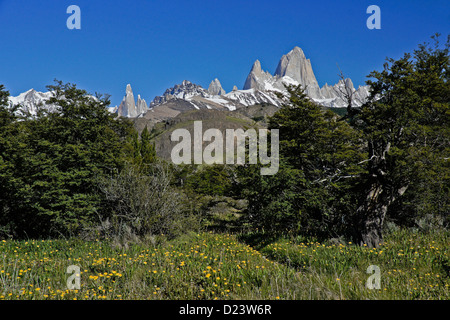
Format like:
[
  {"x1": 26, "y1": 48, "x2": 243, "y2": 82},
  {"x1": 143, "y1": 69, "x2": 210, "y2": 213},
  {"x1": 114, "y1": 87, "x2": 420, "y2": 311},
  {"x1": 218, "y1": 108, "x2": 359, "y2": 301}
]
[{"x1": 135, "y1": 108, "x2": 263, "y2": 161}]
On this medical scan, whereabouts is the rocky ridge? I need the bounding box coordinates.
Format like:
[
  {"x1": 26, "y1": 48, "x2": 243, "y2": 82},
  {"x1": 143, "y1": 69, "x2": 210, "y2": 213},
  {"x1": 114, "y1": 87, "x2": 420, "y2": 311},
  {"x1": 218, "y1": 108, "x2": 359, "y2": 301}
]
[
  {"x1": 8, "y1": 46, "x2": 370, "y2": 119},
  {"x1": 112, "y1": 46, "x2": 370, "y2": 118}
]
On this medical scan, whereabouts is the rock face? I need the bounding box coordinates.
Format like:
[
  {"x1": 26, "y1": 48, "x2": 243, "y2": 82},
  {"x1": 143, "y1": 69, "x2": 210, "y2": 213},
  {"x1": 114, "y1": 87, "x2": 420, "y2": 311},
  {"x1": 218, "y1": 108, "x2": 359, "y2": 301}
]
[
  {"x1": 116, "y1": 84, "x2": 149, "y2": 118},
  {"x1": 274, "y1": 46, "x2": 319, "y2": 89},
  {"x1": 11, "y1": 46, "x2": 369, "y2": 120},
  {"x1": 243, "y1": 47, "x2": 321, "y2": 94},
  {"x1": 137, "y1": 95, "x2": 148, "y2": 115},
  {"x1": 208, "y1": 78, "x2": 226, "y2": 96},
  {"x1": 117, "y1": 84, "x2": 136, "y2": 117},
  {"x1": 243, "y1": 60, "x2": 274, "y2": 91},
  {"x1": 241, "y1": 46, "x2": 370, "y2": 108},
  {"x1": 150, "y1": 80, "x2": 210, "y2": 108}
]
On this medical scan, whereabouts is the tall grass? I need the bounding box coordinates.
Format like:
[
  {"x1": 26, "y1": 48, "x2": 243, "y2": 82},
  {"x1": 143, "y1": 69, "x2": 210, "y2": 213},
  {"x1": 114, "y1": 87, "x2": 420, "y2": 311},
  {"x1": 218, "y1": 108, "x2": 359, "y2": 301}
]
[{"x1": 0, "y1": 229, "x2": 448, "y2": 300}]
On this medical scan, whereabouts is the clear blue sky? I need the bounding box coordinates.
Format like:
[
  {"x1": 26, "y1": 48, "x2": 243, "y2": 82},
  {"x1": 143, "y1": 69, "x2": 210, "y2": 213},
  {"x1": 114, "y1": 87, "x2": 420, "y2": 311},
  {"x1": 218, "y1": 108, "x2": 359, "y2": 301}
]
[{"x1": 1, "y1": 0, "x2": 449, "y2": 107}]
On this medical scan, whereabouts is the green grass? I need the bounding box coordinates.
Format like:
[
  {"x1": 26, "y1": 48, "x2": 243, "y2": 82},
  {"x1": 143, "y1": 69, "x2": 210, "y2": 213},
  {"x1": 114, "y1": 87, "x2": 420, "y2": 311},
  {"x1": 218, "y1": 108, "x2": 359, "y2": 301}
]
[
  {"x1": 0, "y1": 229, "x2": 449, "y2": 300},
  {"x1": 255, "y1": 229, "x2": 450, "y2": 299}
]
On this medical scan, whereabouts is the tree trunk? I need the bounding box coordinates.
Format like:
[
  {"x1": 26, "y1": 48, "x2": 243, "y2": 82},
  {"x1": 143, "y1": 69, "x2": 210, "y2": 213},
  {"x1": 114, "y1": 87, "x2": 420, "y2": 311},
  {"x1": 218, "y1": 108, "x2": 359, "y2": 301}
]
[
  {"x1": 355, "y1": 182, "x2": 408, "y2": 248},
  {"x1": 354, "y1": 140, "x2": 391, "y2": 248},
  {"x1": 356, "y1": 183, "x2": 385, "y2": 247}
]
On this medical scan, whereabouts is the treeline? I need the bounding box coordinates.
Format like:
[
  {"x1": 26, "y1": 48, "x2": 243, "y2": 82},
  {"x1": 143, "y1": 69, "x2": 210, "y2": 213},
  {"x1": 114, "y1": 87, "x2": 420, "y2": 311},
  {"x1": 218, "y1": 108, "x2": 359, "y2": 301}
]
[
  {"x1": 0, "y1": 36, "x2": 448, "y2": 246},
  {"x1": 184, "y1": 35, "x2": 449, "y2": 246},
  {"x1": 0, "y1": 81, "x2": 200, "y2": 240}
]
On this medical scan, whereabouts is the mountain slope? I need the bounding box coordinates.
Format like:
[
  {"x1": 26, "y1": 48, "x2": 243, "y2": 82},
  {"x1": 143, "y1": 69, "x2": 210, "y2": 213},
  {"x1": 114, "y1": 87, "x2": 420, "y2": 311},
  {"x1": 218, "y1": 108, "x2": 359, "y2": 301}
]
[{"x1": 145, "y1": 108, "x2": 262, "y2": 161}]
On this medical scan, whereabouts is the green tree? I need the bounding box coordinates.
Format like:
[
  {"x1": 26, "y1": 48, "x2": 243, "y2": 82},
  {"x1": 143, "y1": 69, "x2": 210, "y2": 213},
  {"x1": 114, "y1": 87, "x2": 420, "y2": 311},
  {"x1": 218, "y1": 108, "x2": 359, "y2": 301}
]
[
  {"x1": 0, "y1": 81, "x2": 134, "y2": 238},
  {"x1": 0, "y1": 85, "x2": 25, "y2": 236},
  {"x1": 350, "y1": 35, "x2": 449, "y2": 246},
  {"x1": 236, "y1": 85, "x2": 365, "y2": 237},
  {"x1": 0, "y1": 85, "x2": 15, "y2": 126},
  {"x1": 128, "y1": 124, "x2": 157, "y2": 170},
  {"x1": 185, "y1": 164, "x2": 233, "y2": 196}
]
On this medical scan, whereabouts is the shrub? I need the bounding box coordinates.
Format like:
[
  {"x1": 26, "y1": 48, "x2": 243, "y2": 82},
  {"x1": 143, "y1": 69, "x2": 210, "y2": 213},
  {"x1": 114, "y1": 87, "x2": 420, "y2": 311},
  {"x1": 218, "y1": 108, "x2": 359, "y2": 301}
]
[{"x1": 95, "y1": 162, "x2": 195, "y2": 242}]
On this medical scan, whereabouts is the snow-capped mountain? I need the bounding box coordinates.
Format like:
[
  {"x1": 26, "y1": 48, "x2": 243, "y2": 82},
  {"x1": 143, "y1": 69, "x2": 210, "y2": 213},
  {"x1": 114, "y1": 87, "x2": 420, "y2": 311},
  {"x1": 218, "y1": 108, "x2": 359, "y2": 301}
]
[
  {"x1": 149, "y1": 80, "x2": 211, "y2": 108},
  {"x1": 242, "y1": 46, "x2": 370, "y2": 108},
  {"x1": 8, "y1": 88, "x2": 108, "y2": 117},
  {"x1": 147, "y1": 79, "x2": 283, "y2": 112},
  {"x1": 113, "y1": 45, "x2": 370, "y2": 118},
  {"x1": 9, "y1": 46, "x2": 370, "y2": 119},
  {"x1": 7, "y1": 89, "x2": 57, "y2": 116}
]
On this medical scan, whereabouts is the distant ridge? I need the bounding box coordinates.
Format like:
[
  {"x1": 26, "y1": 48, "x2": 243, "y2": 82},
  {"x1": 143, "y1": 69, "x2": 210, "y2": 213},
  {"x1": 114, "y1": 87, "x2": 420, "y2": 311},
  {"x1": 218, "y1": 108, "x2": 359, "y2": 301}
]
[{"x1": 8, "y1": 46, "x2": 369, "y2": 119}]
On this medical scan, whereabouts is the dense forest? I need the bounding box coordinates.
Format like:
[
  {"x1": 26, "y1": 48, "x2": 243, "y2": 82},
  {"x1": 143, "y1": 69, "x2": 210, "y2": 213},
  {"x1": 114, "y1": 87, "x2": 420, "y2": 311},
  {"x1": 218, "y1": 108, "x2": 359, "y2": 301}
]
[{"x1": 0, "y1": 36, "x2": 448, "y2": 249}]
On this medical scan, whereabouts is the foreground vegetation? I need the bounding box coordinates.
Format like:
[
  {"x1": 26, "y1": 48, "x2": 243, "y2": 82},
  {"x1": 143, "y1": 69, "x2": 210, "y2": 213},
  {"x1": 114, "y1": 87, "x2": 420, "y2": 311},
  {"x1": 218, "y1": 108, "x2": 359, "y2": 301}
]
[
  {"x1": 0, "y1": 36, "x2": 448, "y2": 301},
  {"x1": 1, "y1": 229, "x2": 448, "y2": 300}
]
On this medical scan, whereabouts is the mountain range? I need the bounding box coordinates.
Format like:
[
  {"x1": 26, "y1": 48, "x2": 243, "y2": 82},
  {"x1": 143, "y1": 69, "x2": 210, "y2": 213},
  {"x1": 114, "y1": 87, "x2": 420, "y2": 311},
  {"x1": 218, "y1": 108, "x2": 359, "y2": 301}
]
[{"x1": 7, "y1": 46, "x2": 370, "y2": 121}]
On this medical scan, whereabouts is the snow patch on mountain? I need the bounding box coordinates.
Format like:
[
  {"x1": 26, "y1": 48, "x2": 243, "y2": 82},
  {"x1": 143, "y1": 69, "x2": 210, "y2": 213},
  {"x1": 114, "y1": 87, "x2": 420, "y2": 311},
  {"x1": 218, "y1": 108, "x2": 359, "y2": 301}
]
[{"x1": 7, "y1": 89, "x2": 57, "y2": 116}]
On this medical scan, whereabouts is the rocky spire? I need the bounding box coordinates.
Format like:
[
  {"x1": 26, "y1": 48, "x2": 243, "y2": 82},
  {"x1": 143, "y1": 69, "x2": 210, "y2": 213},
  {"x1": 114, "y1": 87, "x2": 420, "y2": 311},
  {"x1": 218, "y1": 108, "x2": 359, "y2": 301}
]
[
  {"x1": 208, "y1": 78, "x2": 226, "y2": 95},
  {"x1": 274, "y1": 46, "x2": 319, "y2": 89},
  {"x1": 136, "y1": 94, "x2": 148, "y2": 115},
  {"x1": 250, "y1": 59, "x2": 262, "y2": 73},
  {"x1": 243, "y1": 60, "x2": 273, "y2": 90},
  {"x1": 117, "y1": 84, "x2": 138, "y2": 117}
]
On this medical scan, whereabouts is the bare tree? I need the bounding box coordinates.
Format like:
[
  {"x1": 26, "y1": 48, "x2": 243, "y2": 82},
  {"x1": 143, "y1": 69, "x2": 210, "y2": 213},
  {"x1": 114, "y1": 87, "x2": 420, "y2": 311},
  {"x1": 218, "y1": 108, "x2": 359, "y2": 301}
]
[
  {"x1": 334, "y1": 65, "x2": 361, "y2": 123},
  {"x1": 96, "y1": 162, "x2": 185, "y2": 242}
]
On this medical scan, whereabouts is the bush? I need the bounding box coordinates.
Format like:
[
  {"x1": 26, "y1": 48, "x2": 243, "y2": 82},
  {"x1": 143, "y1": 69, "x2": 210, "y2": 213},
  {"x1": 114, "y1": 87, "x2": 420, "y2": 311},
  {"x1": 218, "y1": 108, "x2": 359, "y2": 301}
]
[{"x1": 95, "y1": 162, "x2": 197, "y2": 242}]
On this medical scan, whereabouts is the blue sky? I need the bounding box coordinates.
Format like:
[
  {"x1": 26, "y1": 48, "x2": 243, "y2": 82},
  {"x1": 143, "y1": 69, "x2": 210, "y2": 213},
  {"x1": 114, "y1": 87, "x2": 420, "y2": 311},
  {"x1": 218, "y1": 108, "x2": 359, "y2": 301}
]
[{"x1": 1, "y1": 0, "x2": 449, "y2": 107}]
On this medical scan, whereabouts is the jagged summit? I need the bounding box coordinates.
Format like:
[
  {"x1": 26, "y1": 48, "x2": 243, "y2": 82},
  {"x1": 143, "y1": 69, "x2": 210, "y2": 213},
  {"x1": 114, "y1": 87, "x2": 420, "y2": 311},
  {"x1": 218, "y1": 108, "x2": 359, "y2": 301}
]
[
  {"x1": 250, "y1": 59, "x2": 262, "y2": 73},
  {"x1": 242, "y1": 46, "x2": 369, "y2": 108},
  {"x1": 7, "y1": 88, "x2": 101, "y2": 116},
  {"x1": 243, "y1": 60, "x2": 274, "y2": 91},
  {"x1": 208, "y1": 78, "x2": 226, "y2": 96},
  {"x1": 9, "y1": 46, "x2": 370, "y2": 119},
  {"x1": 115, "y1": 84, "x2": 148, "y2": 118},
  {"x1": 107, "y1": 46, "x2": 370, "y2": 118},
  {"x1": 149, "y1": 80, "x2": 210, "y2": 108},
  {"x1": 7, "y1": 88, "x2": 57, "y2": 115},
  {"x1": 274, "y1": 46, "x2": 319, "y2": 88}
]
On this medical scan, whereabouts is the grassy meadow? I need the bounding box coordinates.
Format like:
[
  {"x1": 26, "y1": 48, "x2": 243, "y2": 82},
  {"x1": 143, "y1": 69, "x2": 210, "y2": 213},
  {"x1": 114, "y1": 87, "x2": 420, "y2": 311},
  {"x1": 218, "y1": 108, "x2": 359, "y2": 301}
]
[{"x1": 1, "y1": 228, "x2": 449, "y2": 300}]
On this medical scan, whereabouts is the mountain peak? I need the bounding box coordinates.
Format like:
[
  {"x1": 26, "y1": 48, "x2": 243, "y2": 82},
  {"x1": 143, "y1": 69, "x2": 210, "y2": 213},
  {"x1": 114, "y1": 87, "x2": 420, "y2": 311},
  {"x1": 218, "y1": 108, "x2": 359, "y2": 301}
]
[
  {"x1": 149, "y1": 80, "x2": 209, "y2": 108},
  {"x1": 208, "y1": 78, "x2": 226, "y2": 96},
  {"x1": 243, "y1": 59, "x2": 273, "y2": 90},
  {"x1": 117, "y1": 84, "x2": 139, "y2": 118},
  {"x1": 126, "y1": 84, "x2": 133, "y2": 94},
  {"x1": 290, "y1": 46, "x2": 305, "y2": 56},
  {"x1": 274, "y1": 46, "x2": 317, "y2": 87},
  {"x1": 250, "y1": 60, "x2": 262, "y2": 73}
]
